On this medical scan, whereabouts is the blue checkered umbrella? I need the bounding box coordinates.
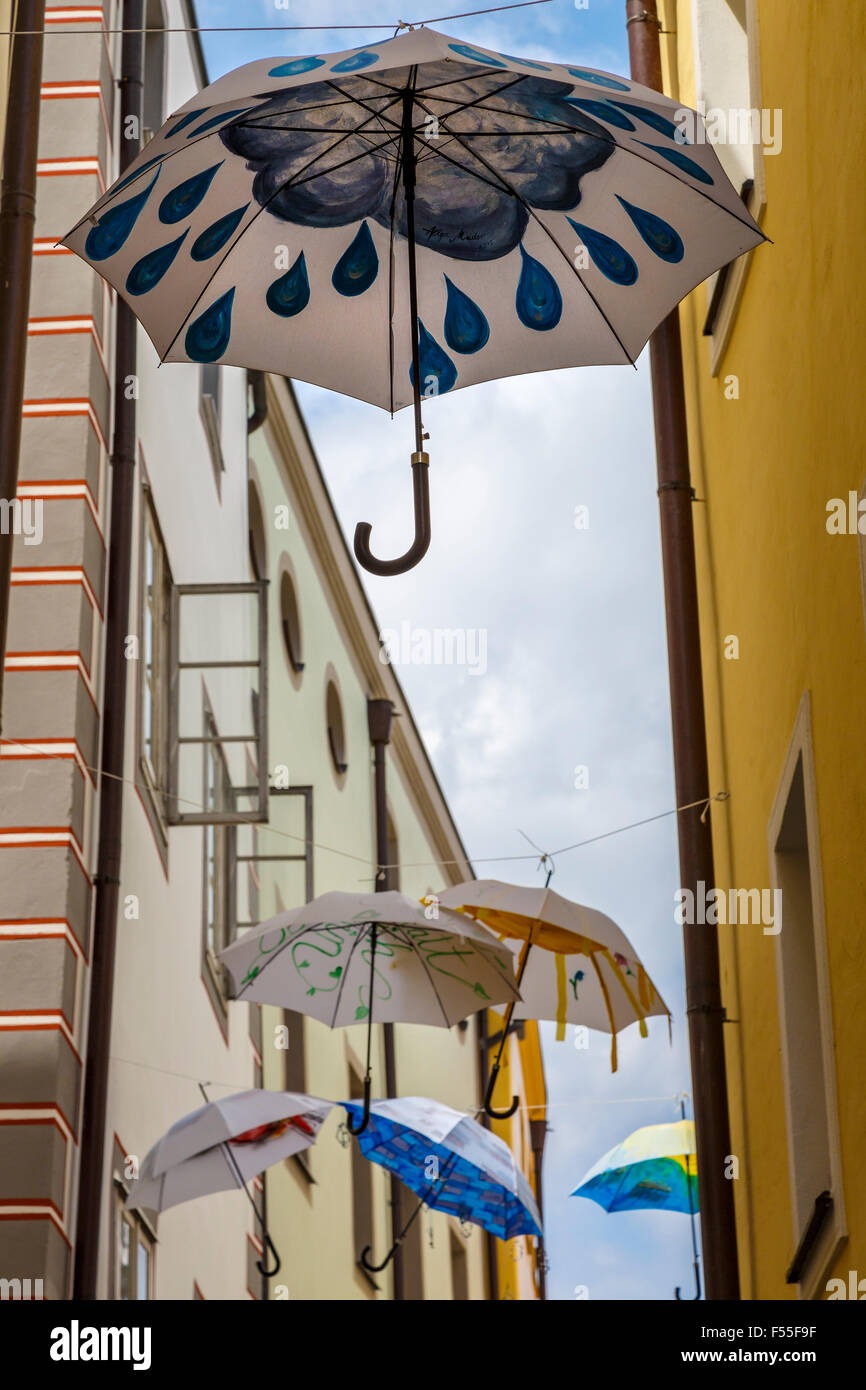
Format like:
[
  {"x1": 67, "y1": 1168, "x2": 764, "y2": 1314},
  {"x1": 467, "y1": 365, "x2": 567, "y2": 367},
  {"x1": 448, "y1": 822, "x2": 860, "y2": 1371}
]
[{"x1": 341, "y1": 1095, "x2": 541, "y2": 1272}]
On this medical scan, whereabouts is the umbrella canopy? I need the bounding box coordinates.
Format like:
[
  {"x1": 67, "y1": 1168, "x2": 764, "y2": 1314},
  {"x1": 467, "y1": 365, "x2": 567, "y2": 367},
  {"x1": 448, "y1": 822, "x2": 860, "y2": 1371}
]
[
  {"x1": 125, "y1": 1089, "x2": 333, "y2": 1215},
  {"x1": 572, "y1": 1119, "x2": 698, "y2": 1215},
  {"x1": 62, "y1": 27, "x2": 764, "y2": 573},
  {"x1": 342, "y1": 1096, "x2": 541, "y2": 1270},
  {"x1": 219, "y1": 889, "x2": 519, "y2": 1133},
  {"x1": 437, "y1": 878, "x2": 670, "y2": 1073}
]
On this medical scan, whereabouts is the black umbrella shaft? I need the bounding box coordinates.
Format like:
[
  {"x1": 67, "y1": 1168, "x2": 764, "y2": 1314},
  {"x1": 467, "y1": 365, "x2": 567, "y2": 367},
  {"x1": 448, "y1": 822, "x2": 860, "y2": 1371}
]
[{"x1": 402, "y1": 86, "x2": 423, "y2": 455}]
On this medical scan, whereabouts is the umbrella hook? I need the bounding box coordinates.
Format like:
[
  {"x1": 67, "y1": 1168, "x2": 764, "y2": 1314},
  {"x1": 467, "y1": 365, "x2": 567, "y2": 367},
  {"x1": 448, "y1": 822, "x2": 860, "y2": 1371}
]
[
  {"x1": 197, "y1": 1085, "x2": 284, "y2": 1281},
  {"x1": 256, "y1": 1232, "x2": 282, "y2": 1280},
  {"x1": 675, "y1": 1259, "x2": 701, "y2": 1300},
  {"x1": 483, "y1": 865, "x2": 552, "y2": 1120},
  {"x1": 360, "y1": 1155, "x2": 457, "y2": 1273},
  {"x1": 354, "y1": 82, "x2": 432, "y2": 578}
]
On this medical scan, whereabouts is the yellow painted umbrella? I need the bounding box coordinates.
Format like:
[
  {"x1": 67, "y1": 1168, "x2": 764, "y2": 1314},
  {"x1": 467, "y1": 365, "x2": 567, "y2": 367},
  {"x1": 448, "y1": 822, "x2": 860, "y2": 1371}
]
[{"x1": 436, "y1": 876, "x2": 670, "y2": 1117}]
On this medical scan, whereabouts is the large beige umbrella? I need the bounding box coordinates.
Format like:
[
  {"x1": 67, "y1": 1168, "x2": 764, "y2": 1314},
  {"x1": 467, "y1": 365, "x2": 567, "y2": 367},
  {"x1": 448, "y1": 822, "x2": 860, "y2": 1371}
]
[{"x1": 436, "y1": 877, "x2": 670, "y2": 1115}]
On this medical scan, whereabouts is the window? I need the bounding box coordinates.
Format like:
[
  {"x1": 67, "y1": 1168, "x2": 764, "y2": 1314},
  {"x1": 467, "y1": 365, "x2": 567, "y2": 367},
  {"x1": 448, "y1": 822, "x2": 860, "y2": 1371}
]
[
  {"x1": 142, "y1": 0, "x2": 166, "y2": 143},
  {"x1": 113, "y1": 1171, "x2": 155, "y2": 1300},
  {"x1": 768, "y1": 694, "x2": 845, "y2": 1298},
  {"x1": 202, "y1": 699, "x2": 235, "y2": 972},
  {"x1": 349, "y1": 1067, "x2": 376, "y2": 1288},
  {"x1": 139, "y1": 493, "x2": 171, "y2": 832},
  {"x1": 690, "y1": 0, "x2": 769, "y2": 366},
  {"x1": 248, "y1": 481, "x2": 267, "y2": 581},
  {"x1": 200, "y1": 364, "x2": 224, "y2": 484},
  {"x1": 449, "y1": 1229, "x2": 468, "y2": 1301},
  {"x1": 326, "y1": 678, "x2": 347, "y2": 776},
  {"x1": 279, "y1": 566, "x2": 304, "y2": 674}
]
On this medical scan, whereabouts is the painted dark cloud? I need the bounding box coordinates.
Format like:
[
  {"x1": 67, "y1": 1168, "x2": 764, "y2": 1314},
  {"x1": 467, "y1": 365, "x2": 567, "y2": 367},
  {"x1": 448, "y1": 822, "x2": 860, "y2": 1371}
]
[{"x1": 221, "y1": 64, "x2": 613, "y2": 261}]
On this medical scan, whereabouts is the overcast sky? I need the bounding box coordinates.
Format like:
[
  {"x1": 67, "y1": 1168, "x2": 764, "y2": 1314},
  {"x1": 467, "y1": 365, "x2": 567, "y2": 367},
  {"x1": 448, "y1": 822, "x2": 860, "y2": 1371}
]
[{"x1": 199, "y1": 0, "x2": 698, "y2": 1301}]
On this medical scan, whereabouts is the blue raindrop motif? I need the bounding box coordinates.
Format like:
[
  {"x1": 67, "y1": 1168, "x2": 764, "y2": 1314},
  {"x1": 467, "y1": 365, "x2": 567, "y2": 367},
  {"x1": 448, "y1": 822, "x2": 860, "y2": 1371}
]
[
  {"x1": 448, "y1": 42, "x2": 507, "y2": 68},
  {"x1": 568, "y1": 217, "x2": 638, "y2": 285},
  {"x1": 515, "y1": 245, "x2": 562, "y2": 331},
  {"x1": 125, "y1": 231, "x2": 188, "y2": 295},
  {"x1": 113, "y1": 154, "x2": 163, "y2": 195},
  {"x1": 269, "y1": 57, "x2": 325, "y2": 77},
  {"x1": 188, "y1": 108, "x2": 251, "y2": 137},
  {"x1": 159, "y1": 162, "x2": 223, "y2": 224},
  {"x1": 184, "y1": 287, "x2": 235, "y2": 362},
  {"x1": 500, "y1": 55, "x2": 551, "y2": 71},
  {"x1": 443, "y1": 276, "x2": 489, "y2": 354},
  {"x1": 331, "y1": 50, "x2": 379, "y2": 73},
  {"x1": 191, "y1": 203, "x2": 249, "y2": 261},
  {"x1": 410, "y1": 321, "x2": 457, "y2": 395},
  {"x1": 85, "y1": 169, "x2": 159, "y2": 260},
  {"x1": 566, "y1": 98, "x2": 635, "y2": 130},
  {"x1": 266, "y1": 251, "x2": 310, "y2": 317},
  {"x1": 567, "y1": 68, "x2": 630, "y2": 92},
  {"x1": 165, "y1": 108, "x2": 207, "y2": 138},
  {"x1": 610, "y1": 100, "x2": 682, "y2": 141},
  {"x1": 639, "y1": 142, "x2": 713, "y2": 184},
  {"x1": 331, "y1": 221, "x2": 378, "y2": 296},
  {"x1": 615, "y1": 195, "x2": 683, "y2": 264}
]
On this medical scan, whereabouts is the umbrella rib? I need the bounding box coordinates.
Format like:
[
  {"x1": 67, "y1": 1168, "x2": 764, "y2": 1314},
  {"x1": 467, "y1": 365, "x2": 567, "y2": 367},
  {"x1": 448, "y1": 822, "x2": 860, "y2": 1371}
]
[
  {"x1": 157, "y1": 102, "x2": 404, "y2": 364},
  {"x1": 328, "y1": 921, "x2": 372, "y2": 1029},
  {"x1": 396, "y1": 927, "x2": 454, "y2": 1029},
  {"x1": 457, "y1": 100, "x2": 766, "y2": 240},
  {"x1": 232, "y1": 921, "x2": 323, "y2": 1000},
  {"x1": 386, "y1": 85, "x2": 409, "y2": 419},
  {"x1": 412, "y1": 104, "x2": 635, "y2": 365}
]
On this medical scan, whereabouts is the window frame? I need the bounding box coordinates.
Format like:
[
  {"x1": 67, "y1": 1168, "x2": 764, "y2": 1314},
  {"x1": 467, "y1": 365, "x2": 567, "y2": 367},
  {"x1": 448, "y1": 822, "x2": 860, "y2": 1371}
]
[
  {"x1": 137, "y1": 486, "x2": 172, "y2": 849},
  {"x1": 112, "y1": 1179, "x2": 156, "y2": 1301},
  {"x1": 767, "y1": 691, "x2": 846, "y2": 1299},
  {"x1": 199, "y1": 364, "x2": 225, "y2": 488}
]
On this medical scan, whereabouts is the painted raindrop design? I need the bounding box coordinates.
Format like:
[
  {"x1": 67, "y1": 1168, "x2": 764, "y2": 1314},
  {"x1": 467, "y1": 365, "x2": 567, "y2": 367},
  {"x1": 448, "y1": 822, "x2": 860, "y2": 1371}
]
[
  {"x1": 266, "y1": 251, "x2": 310, "y2": 317},
  {"x1": 448, "y1": 42, "x2": 506, "y2": 67},
  {"x1": 125, "y1": 231, "x2": 188, "y2": 295},
  {"x1": 331, "y1": 221, "x2": 378, "y2": 296},
  {"x1": 410, "y1": 321, "x2": 457, "y2": 395},
  {"x1": 610, "y1": 100, "x2": 682, "y2": 141},
  {"x1": 113, "y1": 154, "x2": 163, "y2": 195},
  {"x1": 443, "y1": 276, "x2": 489, "y2": 354},
  {"x1": 331, "y1": 50, "x2": 379, "y2": 73},
  {"x1": 159, "y1": 162, "x2": 223, "y2": 224},
  {"x1": 500, "y1": 54, "x2": 551, "y2": 71},
  {"x1": 567, "y1": 68, "x2": 630, "y2": 92},
  {"x1": 85, "y1": 170, "x2": 159, "y2": 260},
  {"x1": 616, "y1": 195, "x2": 683, "y2": 263},
  {"x1": 515, "y1": 245, "x2": 562, "y2": 331},
  {"x1": 566, "y1": 98, "x2": 635, "y2": 130},
  {"x1": 184, "y1": 287, "x2": 235, "y2": 362},
  {"x1": 269, "y1": 57, "x2": 325, "y2": 77},
  {"x1": 188, "y1": 107, "x2": 250, "y2": 137},
  {"x1": 165, "y1": 108, "x2": 207, "y2": 138},
  {"x1": 191, "y1": 203, "x2": 249, "y2": 261},
  {"x1": 639, "y1": 142, "x2": 713, "y2": 183},
  {"x1": 568, "y1": 217, "x2": 638, "y2": 285}
]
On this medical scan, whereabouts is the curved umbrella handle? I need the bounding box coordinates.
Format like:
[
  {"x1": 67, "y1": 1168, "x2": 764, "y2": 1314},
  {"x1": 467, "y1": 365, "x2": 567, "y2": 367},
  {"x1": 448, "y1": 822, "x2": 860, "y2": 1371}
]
[
  {"x1": 346, "y1": 1074, "x2": 372, "y2": 1137},
  {"x1": 256, "y1": 1232, "x2": 281, "y2": 1280},
  {"x1": 360, "y1": 1240, "x2": 400, "y2": 1275},
  {"x1": 675, "y1": 1260, "x2": 702, "y2": 1300},
  {"x1": 354, "y1": 451, "x2": 430, "y2": 577},
  {"x1": 483, "y1": 1060, "x2": 520, "y2": 1121}
]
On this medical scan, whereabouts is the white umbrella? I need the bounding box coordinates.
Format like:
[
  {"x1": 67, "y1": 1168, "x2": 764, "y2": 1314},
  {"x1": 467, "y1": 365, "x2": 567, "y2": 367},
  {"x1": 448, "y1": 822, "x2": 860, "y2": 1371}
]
[
  {"x1": 219, "y1": 890, "x2": 519, "y2": 1133},
  {"x1": 62, "y1": 27, "x2": 764, "y2": 574},
  {"x1": 126, "y1": 1088, "x2": 333, "y2": 1277},
  {"x1": 437, "y1": 877, "x2": 670, "y2": 1112}
]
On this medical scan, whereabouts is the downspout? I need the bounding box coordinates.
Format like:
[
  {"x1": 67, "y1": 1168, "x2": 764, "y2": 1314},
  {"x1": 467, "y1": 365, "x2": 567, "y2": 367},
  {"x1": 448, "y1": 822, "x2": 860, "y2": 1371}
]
[
  {"x1": 0, "y1": 0, "x2": 45, "y2": 726},
  {"x1": 247, "y1": 369, "x2": 268, "y2": 434},
  {"x1": 367, "y1": 698, "x2": 404, "y2": 1300},
  {"x1": 73, "y1": 0, "x2": 144, "y2": 1299},
  {"x1": 528, "y1": 1118, "x2": 547, "y2": 1300},
  {"x1": 476, "y1": 1013, "x2": 499, "y2": 1301},
  {"x1": 625, "y1": 0, "x2": 739, "y2": 1301}
]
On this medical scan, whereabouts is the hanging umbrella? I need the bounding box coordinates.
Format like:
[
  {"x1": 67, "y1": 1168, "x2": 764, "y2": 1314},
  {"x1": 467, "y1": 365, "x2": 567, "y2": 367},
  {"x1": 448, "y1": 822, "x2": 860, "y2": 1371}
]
[
  {"x1": 437, "y1": 875, "x2": 670, "y2": 1116},
  {"x1": 125, "y1": 1087, "x2": 334, "y2": 1277},
  {"x1": 340, "y1": 1095, "x2": 542, "y2": 1273},
  {"x1": 218, "y1": 890, "x2": 520, "y2": 1134},
  {"x1": 571, "y1": 1102, "x2": 701, "y2": 1298},
  {"x1": 61, "y1": 26, "x2": 765, "y2": 574}
]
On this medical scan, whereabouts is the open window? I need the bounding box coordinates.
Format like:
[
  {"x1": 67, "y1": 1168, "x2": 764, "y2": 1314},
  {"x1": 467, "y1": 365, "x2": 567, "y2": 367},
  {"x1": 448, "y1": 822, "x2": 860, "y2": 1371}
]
[
  {"x1": 138, "y1": 491, "x2": 172, "y2": 844},
  {"x1": 168, "y1": 581, "x2": 268, "y2": 825},
  {"x1": 200, "y1": 364, "x2": 224, "y2": 485}
]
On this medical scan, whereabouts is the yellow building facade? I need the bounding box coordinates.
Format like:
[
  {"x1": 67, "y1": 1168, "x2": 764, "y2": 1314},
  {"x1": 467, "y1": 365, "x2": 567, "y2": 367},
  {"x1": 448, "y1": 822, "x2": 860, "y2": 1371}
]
[{"x1": 659, "y1": 0, "x2": 866, "y2": 1298}]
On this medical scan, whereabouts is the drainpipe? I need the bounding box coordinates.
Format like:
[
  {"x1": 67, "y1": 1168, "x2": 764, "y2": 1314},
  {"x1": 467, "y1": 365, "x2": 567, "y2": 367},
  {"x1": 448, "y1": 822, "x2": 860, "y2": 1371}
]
[
  {"x1": 247, "y1": 369, "x2": 268, "y2": 434},
  {"x1": 73, "y1": 0, "x2": 144, "y2": 1299},
  {"x1": 528, "y1": 1118, "x2": 547, "y2": 1300},
  {"x1": 367, "y1": 698, "x2": 404, "y2": 1301},
  {"x1": 476, "y1": 1013, "x2": 499, "y2": 1301},
  {"x1": 626, "y1": 0, "x2": 739, "y2": 1301},
  {"x1": 0, "y1": 0, "x2": 45, "y2": 728}
]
